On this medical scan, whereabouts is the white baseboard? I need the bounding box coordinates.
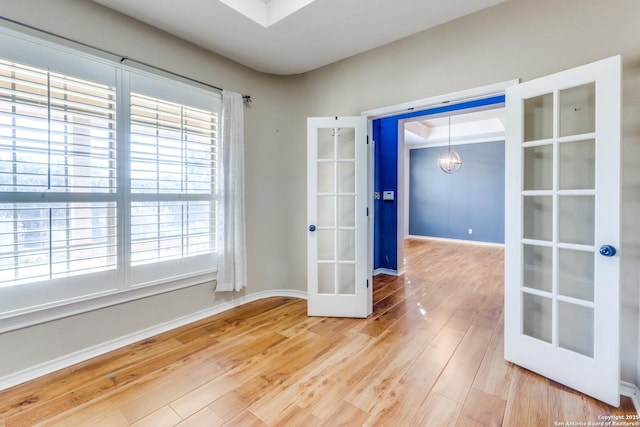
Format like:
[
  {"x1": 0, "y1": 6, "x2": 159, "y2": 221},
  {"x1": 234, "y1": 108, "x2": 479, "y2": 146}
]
[
  {"x1": 0, "y1": 289, "x2": 307, "y2": 392},
  {"x1": 621, "y1": 381, "x2": 640, "y2": 413},
  {"x1": 406, "y1": 235, "x2": 505, "y2": 248},
  {"x1": 373, "y1": 268, "x2": 401, "y2": 276}
]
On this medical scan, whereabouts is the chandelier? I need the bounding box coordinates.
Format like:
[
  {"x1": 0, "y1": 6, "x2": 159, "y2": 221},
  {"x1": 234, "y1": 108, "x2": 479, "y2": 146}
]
[{"x1": 437, "y1": 115, "x2": 462, "y2": 174}]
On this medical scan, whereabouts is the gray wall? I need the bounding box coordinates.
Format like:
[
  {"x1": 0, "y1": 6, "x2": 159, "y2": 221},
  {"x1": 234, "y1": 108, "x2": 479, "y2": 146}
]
[
  {"x1": 1, "y1": 0, "x2": 640, "y2": 391},
  {"x1": 409, "y1": 141, "x2": 505, "y2": 243}
]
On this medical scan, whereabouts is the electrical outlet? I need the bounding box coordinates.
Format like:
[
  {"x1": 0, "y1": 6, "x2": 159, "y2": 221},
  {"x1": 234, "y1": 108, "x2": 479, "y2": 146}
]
[{"x1": 468, "y1": 228, "x2": 473, "y2": 235}]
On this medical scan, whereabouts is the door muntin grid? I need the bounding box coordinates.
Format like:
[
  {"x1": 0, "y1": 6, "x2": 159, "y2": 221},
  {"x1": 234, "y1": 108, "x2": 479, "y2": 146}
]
[
  {"x1": 521, "y1": 83, "x2": 596, "y2": 358},
  {"x1": 316, "y1": 127, "x2": 357, "y2": 295}
]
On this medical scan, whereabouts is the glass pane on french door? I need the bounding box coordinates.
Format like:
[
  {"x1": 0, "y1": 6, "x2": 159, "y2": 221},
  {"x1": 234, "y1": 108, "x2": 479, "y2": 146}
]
[
  {"x1": 316, "y1": 127, "x2": 357, "y2": 295},
  {"x1": 521, "y1": 84, "x2": 597, "y2": 359}
]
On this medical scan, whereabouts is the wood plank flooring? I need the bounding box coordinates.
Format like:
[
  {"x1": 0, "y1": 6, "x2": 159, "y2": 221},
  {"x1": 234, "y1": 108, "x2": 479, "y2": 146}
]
[{"x1": 0, "y1": 239, "x2": 635, "y2": 426}]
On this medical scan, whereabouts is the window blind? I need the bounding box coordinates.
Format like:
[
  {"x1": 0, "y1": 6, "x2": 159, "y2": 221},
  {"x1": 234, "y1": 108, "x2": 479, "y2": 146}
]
[
  {"x1": 0, "y1": 58, "x2": 117, "y2": 287},
  {"x1": 0, "y1": 59, "x2": 117, "y2": 193},
  {"x1": 129, "y1": 94, "x2": 218, "y2": 269},
  {"x1": 0, "y1": 203, "x2": 117, "y2": 286}
]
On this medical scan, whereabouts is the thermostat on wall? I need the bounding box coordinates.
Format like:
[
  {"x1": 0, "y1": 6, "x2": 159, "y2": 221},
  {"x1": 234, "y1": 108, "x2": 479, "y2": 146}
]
[{"x1": 383, "y1": 191, "x2": 394, "y2": 201}]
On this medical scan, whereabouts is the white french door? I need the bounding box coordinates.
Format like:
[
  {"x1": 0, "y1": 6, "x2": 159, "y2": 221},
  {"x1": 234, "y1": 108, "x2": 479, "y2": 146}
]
[
  {"x1": 504, "y1": 56, "x2": 621, "y2": 406},
  {"x1": 307, "y1": 116, "x2": 371, "y2": 318}
]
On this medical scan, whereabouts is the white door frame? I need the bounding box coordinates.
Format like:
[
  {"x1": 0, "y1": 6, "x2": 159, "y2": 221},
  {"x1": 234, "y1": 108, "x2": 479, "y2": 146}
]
[{"x1": 361, "y1": 80, "x2": 518, "y2": 276}]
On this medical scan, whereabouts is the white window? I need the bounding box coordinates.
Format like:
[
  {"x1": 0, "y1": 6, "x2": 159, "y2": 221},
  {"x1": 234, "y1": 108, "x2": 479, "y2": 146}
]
[
  {"x1": 128, "y1": 87, "x2": 219, "y2": 287},
  {"x1": 0, "y1": 28, "x2": 221, "y2": 326},
  {"x1": 0, "y1": 59, "x2": 118, "y2": 286}
]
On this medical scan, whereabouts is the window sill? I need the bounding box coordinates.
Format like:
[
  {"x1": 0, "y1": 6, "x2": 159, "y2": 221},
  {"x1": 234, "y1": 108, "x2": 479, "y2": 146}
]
[{"x1": 0, "y1": 269, "x2": 217, "y2": 334}]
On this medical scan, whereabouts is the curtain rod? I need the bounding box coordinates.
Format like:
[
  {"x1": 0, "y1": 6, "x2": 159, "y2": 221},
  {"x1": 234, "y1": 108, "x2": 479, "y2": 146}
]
[{"x1": 0, "y1": 15, "x2": 252, "y2": 103}]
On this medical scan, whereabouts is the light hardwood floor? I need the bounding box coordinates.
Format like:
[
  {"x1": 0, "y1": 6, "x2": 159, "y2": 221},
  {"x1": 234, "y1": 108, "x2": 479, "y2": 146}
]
[{"x1": 0, "y1": 239, "x2": 635, "y2": 426}]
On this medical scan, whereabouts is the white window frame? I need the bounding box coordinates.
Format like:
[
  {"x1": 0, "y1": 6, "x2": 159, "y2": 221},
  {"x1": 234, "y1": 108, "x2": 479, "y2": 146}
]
[
  {"x1": 0, "y1": 26, "x2": 221, "y2": 333},
  {"x1": 127, "y1": 73, "x2": 219, "y2": 288}
]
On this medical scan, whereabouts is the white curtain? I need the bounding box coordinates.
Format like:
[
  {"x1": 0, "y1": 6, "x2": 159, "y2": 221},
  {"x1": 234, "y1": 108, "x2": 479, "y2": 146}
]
[{"x1": 215, "y1": 90, "x2": 247, "y2": 292}]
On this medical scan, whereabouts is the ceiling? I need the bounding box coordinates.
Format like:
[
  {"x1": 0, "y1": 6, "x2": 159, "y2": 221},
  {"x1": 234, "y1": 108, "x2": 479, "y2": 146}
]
[
  {"x1": 92, "y1": 0, "x2": 505, "y2": 75},
  {"x1": 405, "y1": 107, "x2": 506, "y2": 147}
]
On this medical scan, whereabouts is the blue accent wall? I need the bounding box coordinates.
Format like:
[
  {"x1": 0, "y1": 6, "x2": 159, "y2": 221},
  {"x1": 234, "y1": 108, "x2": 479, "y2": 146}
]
[
  {"x1": 372, "y1": 95, "x2": 505, "y2": 271},
  {"x1": 373, "y1": 118, "x2": 398, "y2": 270},
  {"x1": 409, "y1": 141, "x2": 505, "y2": 243}
]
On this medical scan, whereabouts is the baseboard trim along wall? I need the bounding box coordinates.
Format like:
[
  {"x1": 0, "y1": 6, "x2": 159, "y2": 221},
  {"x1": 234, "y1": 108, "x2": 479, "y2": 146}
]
[
  {"x1": 0, "y1": 289, "x2": 308, "y2": 392},
  {"x1": 621, "y1": 381, "x2": 640, "y2": 413},
  {"x1": 373, "y1": 268, "x2": 400, "y2": 276},
  {"x1": 406, "y1": 235, "x2": 505, "y2": 248}
]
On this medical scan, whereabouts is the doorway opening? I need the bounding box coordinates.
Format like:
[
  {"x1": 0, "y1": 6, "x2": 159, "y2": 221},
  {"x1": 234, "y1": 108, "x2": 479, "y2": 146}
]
[
  {"x1": 367, "y1": 90, "x2": 509, "y2": 276},
  {"x1": 402, "y1": 105, "x2": 506, "y2": 243}
]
